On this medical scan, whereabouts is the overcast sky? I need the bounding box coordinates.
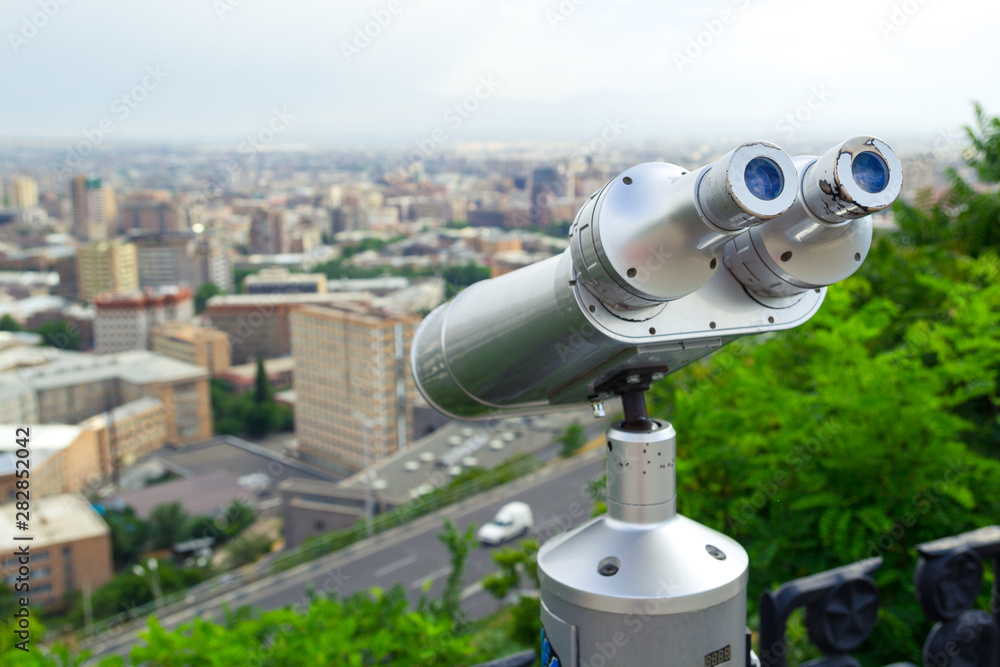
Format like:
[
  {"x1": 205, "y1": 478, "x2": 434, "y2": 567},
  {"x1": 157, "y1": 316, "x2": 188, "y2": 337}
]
[{"x1": 2, "y1": 0, "x2": 998, "y2": 149}]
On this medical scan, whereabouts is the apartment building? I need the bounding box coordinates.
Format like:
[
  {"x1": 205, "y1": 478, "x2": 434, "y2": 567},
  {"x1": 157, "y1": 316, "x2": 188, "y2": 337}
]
[
  {"x1": 290, "y1": 303, "x2": 419, "y2": 474},
  {"x1": 0, "y1": 494, "x2": 113, "y2": 609}
]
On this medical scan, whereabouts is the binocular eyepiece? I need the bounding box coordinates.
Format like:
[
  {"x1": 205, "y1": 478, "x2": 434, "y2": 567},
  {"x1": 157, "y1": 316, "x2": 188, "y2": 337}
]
[
  {"x1": 410, "y1": 135, "x2": 902, "y2": 419},
  {"x1": 572, "y1": 136, "x2": 902, "y2": 310}
]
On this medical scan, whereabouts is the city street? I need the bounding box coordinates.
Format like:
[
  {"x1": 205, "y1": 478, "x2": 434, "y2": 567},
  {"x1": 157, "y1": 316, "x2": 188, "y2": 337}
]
[{"x1": 88, "y1": 447, "x2": 606, "y2": 659}]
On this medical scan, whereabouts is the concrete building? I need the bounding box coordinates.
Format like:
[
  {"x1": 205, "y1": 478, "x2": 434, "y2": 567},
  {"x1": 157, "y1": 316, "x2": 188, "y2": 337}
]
[
  {"x1": 0, "y1": 426, "x2": 102, "y2": 501},
  {"x1": 94, "y1": 287, "x2": 194, "y2": 353},
  {"x1": 6, "y1": 175, "x2": 39, "y2": 209},
  {"x1": 71, "y1": 176, "x2": 117, "y2": 241},
  {"x1": 531, "y1": 165, "x2": 566, "y2": 227},
  {"x1": 0, "y1": 494, "x2": 113, "y2": 609},
  {"x1": 248, "y1": 266, "x2": 319, "y2": 295},
  {"x1": 243, "y1": 267, "x2": 326, "y2": 295},
  {"x1": 0, "y1": 245, "x2": 78, "y2": 299},
  {"x1": 279, "y1": 477, "x2": 404, "y2": 548},
  {"x1": 151, "y1": 322, "x2": 231, "y2": 375},
  {"x1": 0, "y1": 404, "x2": 168, "y2": 502},
  {"x1": 120, "y1": 192, "x2": 187, "y2": 234},
  {"x1": 198, "y1": 240, "x2": 233, "y2": 293},
  {"x1": 5, "y1": 349, "x2": 212, "y2": 445},
  {"x1": 207, "y1": 292, "x2": 371, "y2": 364},
  {"x1": 128, "y1": 232, "x2": 231, "y2": 292},
  {"x1": 78, "y1": 397, "x2": 169, "y2": 471},
  {"x1": 0, "y1": 383, "x2": 38, "y2": 426},
  {"x1": 131, "y1": 233, "x2": 198, "y2": 288},
  {"x1": 290, "y1": 303, "x2": 419, "y2": 474},
  {"x1": 77, "y1": 239, "x2": 139, "y2": 302},
  {"x1": 250, "y1": 207, "x2": 287, "y2": 255},
  {"x1": 217, "y1": 356, "x2": 294, "y2": 393},
  {"x1": 0, "y1": 271, "x2": 59, "y2": 299},
  {"x1": 326, "y1": 276, "x2": 409, "y2": 295}
]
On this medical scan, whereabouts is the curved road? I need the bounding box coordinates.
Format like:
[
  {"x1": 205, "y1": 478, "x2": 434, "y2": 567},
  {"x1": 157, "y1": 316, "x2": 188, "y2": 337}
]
[{"x1": 89, "y1": 447, "x2": 606, "y2": 660}]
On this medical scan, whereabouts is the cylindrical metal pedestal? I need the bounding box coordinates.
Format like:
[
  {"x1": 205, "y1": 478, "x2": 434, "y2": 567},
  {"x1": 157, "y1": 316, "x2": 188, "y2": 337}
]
[{"x1": 538, "y1": 419, "x2": 749, "y2": 666}]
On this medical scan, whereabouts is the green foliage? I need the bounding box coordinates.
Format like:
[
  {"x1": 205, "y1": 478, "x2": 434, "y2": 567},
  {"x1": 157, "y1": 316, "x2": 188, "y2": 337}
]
[
  {"x1": 585, "y1": 477, "x2": 606, "y2": 516},
  {"x1": 509, "y1": 596, "x2": 541, "y2": 651},
  {"x1": 194, "y1": 282, "x2": 223, "y2": 314},
  {"x1": 539, "y1": 220, "x2": 572, "y2": 238},
  {"x1": 104, "y1": 507, "x2": 152, "y2": 570},
  {"x1": 571, "y1": 104, "x2": 1000, "y2": 666},
  {"x1": 339, "y1": 236, "x2": 393, "y2": 258},
  {"x1": 0, "y1": 314, "x2": 22, "y2": 331},
  {"x1": 233, "y1": 267, "x2": 261, "y2": 292},
  {"x1": 309, "y1": 256, "x2": 489, "y2": 299},
  {"x1": 5, "y1": 588, "x2": 489, "y2": 665},
  {"x1": 253, "y1": 356, "x2": 271, "y2": 404},
  {"x1": 441, "y1": 262, "x2": 491, "y2": 298},
  {"x1": 187, "y1": 500, "x2": 256, "y2": 544},
  {"x1": 966, "y1": 101, "x2": 1000, "y2": 182},
  {"x1": 0, "y1": 583, "x2": 17, "y2": 619},
  {"x1": 148, "y1": 503, "x2": 191, "y2": 550},
  {"x1": 481, "y1": 539, "x2": 540, "y2": 601},
  {"x1": 481, "y1": 539, "x2": 542, "y2": 653},
  {"x1": 432, "y1": 518, "x2": 478, "y2": 629},
  {"x1": 210, "y1": 377, "x2": 292, "y2": 437},
  {"x1": 32, "y1": 320, "x2": 81, "y2": 351},
  {"x1": 619, "y1": 106, "x2": 1000, "y2": 666},
  {"x1": 125, "y1": 587, "x2": 484, "y2": 666},
  {"x1": 557, "y1": 421, "x2": 586, "y2": 457},
  {"x1": 224, "y1": 533, "x2": 273, "y2": 569},
  {"x1": 86, "y1": 560, "x2": 204, "y2": 624}
]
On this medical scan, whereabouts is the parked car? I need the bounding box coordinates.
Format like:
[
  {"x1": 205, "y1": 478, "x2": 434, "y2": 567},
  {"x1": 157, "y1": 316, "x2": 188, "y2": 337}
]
[{"x1": 477, "y1": 501, "x2": 533, "y2": 545}]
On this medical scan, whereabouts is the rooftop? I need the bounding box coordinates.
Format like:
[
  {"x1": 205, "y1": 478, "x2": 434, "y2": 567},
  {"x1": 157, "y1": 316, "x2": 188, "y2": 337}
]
[
  {"x1": 5, "y1": 349, "x2": 207, "y2": 392},
  {"x1": 244, "y1": 268, "x2": 325, "y2": 284},
  {"x1": 112, "y1": 469, "x2": 248, "y2": 519},
  {"x1": 0, "y1": 493, "x2": 108, "y2": 551},
  {"x1": 95, "y1": 287, "x2": 193, "y2": 308},
  {"x1": 0, "y1": 424, "x2": 83, "y2": 477},
  {"x1": 151, "y1": 322, "x2": 228, "y2": 342},
  {"x1": 78, "y1": 396, "x2": 164, "y2": 430},
  {"x1": 293, "y1": 301, "x2": 420, "y2": 326},
  {"x1": 326, "y1": 276, "x2": 409, "y2": 292},
  {"x1": 206, "y1": 291, "x2": 370, "y2": 308},
  {"x1": 221, "y1": 356, "x2": 295, "y2": 381},
  {"x1": 0, "y1": 271, "x2": 59, "y2": 287},
  {"x1": 0, "y1": 295, "x2": 66, "y2": 319}
]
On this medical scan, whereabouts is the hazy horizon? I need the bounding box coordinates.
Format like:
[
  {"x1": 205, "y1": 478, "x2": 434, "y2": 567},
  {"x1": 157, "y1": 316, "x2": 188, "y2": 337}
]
[{"x1": 3, "y1": 0, "x2": 998, "y2": 150}]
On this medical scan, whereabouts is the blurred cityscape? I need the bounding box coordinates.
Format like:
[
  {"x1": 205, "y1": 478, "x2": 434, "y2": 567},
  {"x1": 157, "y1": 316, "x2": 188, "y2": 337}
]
[{"x1": 0, "y1": 132, "x2": 975, "y2": 650}]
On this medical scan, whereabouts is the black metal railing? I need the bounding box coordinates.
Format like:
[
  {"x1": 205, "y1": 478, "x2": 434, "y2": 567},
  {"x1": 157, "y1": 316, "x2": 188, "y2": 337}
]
[
  {"x1": 478, "y1": 525, "x2": 1000, "y2": 667},
  {"x1": 759, "y1": 525, "x2": 1000, "y2": 667}
]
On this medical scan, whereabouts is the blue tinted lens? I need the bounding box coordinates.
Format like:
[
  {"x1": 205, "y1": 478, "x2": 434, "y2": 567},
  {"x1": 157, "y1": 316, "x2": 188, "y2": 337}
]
[
  {"x1": 744, "y1": 157, "x2": 783, "y2": 201},
  {"x1": 851, "y1": 152, "x2": 889, "y2": 193}
]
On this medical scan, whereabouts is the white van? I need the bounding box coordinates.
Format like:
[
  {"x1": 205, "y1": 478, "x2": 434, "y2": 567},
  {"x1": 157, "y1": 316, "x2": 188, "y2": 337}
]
[{"x1": 477, "y1": 502, "x2": 533, "y2": 545}]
